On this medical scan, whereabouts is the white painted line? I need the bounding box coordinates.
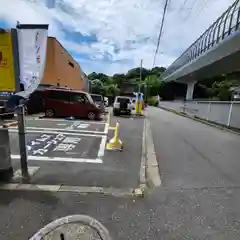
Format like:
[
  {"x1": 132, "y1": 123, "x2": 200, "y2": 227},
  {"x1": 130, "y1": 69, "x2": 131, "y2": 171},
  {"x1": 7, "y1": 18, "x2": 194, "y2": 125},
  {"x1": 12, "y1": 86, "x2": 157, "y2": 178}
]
[
  {"x1": 11, "y1": 155, "x2": 103, "y2": 163},
  {"x1": 9, "y1": 129, "x2": 104, "y2": 137},
  {"x1": 0, "y1": 183, "x2": 133, "y2": 196},
  {"x1": 9, "y1": 126, "x2": 105, "y2": 134},
  {"x1": 97, "y1": 136, "x2": 107, "y2": 158},
  {"x1": 31, "y1": 118, "x2": 107, "y2": 124},
  {"x1": 16, "y1": 184, "x2": 61, "y2": 192},
  {"x1": 104, "y1": 122, "x2": 108, "y2": 134},
  {"x1": 139, "y1": 118, "x2": 146, "y2": 186},
  {"x1": 145, "y1": 117, "x2": 161, "y2": 187},
  {"x1": 13, "y1": 166, "x2": 40, "y2": 180}
]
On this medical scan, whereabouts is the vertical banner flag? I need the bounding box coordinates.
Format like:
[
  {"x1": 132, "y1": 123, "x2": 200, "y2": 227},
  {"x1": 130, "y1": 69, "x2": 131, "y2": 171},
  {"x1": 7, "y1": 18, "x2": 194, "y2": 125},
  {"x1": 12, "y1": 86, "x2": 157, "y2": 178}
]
[{"x1": 16, "y1": 24, "x2": 48, "y2": 98}]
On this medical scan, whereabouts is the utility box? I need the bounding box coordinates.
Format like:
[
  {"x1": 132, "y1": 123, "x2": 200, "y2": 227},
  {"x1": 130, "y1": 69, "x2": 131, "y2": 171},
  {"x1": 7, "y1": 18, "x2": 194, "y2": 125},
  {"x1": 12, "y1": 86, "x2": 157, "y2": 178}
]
[{"x1": 0, "y1": 127, "x2": 13, "y2": 181}]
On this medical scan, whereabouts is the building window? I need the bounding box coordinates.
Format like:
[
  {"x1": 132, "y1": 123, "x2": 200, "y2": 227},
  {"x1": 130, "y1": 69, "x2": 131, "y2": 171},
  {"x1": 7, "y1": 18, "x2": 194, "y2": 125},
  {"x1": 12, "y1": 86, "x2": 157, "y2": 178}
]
[{"x1": 68, "y1": 61, "x2": 74, "y2": 68}]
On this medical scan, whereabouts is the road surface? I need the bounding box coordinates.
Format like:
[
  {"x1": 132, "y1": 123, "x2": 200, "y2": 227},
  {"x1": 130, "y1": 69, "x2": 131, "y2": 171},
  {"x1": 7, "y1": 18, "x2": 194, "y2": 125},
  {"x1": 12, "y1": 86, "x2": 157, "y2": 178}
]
[
  {"x1": 1, "y1": 108, "x2": 240, "y2": 239},
  {"x1": 148, "y1": 107, "x2": 240, "y2": 189}
]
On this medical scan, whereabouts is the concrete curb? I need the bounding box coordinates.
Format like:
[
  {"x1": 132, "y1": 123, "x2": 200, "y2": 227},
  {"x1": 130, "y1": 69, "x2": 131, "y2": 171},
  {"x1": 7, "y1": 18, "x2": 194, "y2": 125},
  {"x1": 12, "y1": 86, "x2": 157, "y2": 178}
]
[
  {"x1": 159, "y1": 106, "x2": 240, "y2": 136},
  {"x1": 133, "y1": 117, "x2": 147, "y2": 197},
  {"x1": 145, "y1": 114, "x2": 161, "y2": 188},
  {"x1": 135, "y1": 109, "x2": 162, "y2": 193}
]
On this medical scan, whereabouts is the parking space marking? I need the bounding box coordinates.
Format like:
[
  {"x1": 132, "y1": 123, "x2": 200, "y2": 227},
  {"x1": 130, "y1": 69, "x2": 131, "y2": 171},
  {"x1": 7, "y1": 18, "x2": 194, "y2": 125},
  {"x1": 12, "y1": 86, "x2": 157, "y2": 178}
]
[
  {"x1": 9, "y1": 126, "x2": 106, "y2": 135},
  {"x1": 97, "y1": 136, "x2": 107, "y2": 158},
  {"x1": 11, "y1": 155, "x2": 103, "y2": 163},
  {"x1": 0, "y1": 183, "x2": 133, "y2": 196},
  {"x1": 32, "y1": 118, "x2": 107, "y2": 124},
  {"x1": 9, "y1": 129, "x2": 105, "y2": 137},
  {"x1": 104, "y1": 122, "x2": 109, "y2": 134}
]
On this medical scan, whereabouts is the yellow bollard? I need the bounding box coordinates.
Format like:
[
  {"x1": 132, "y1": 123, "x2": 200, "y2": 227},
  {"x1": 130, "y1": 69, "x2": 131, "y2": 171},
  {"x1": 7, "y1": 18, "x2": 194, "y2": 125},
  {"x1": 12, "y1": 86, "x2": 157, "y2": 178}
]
[
  {"x1": 106, "y1": 122, "x2": 123, "y2": 151},
  {"x1": 135, "y1": 101, "x2": 140, "y2": 115},
  {"x1": 140, "y1": 100, "x2": 144, "y2": 115}
]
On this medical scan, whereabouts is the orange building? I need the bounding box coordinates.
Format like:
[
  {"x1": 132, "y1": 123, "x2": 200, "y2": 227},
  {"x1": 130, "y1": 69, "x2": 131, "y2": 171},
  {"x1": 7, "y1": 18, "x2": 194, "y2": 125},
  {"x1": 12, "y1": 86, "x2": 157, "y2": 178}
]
[{"x1": 41, "y1": 37, "x2": 88, "y2": 91}]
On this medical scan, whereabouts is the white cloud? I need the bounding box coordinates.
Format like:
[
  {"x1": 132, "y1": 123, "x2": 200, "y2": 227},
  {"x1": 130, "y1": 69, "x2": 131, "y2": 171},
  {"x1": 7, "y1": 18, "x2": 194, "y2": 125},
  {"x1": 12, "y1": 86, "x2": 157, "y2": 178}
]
[{"x1": 0, "y1": 0, "x2": 235, "y2": 75}]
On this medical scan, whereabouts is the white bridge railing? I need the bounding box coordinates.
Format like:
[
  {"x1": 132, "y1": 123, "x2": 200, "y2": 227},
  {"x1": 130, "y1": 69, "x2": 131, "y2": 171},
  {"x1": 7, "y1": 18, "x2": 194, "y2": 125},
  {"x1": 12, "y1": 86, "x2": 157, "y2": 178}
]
[{"x1": 159, "y1": 101, "x2": 240, "y2": 129}]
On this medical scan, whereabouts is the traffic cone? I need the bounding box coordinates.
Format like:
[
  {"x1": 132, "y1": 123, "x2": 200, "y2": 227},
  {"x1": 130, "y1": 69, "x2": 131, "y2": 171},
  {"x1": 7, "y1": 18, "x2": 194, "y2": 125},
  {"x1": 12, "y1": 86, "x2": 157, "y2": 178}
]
[{"x1": 106, "y1": 122, "x2": 123, "y2": 151}]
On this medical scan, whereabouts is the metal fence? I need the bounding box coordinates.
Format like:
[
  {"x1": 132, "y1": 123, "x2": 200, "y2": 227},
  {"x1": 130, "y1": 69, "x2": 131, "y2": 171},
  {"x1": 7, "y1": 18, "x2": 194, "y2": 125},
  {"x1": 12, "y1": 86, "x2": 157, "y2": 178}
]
[
  {"x1": 159, "y1": 101, "x2": 240, "y2": 129},
  {"x1": 163, "y1": 0, "x2": 240, "y2": 78}
]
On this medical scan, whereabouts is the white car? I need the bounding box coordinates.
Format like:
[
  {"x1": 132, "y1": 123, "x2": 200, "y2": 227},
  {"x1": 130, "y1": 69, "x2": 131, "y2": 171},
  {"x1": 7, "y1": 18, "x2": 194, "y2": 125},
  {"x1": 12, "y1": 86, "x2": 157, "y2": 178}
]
[
  {"x1": 113, "y1": 96, "x2": 132, "y2": 116},
  {"x1": 131, "y1": 98, "x2": 136, "y2": 110},
  {"x1": 104, "y1": 97, "x2": 108, "y2": 107}
]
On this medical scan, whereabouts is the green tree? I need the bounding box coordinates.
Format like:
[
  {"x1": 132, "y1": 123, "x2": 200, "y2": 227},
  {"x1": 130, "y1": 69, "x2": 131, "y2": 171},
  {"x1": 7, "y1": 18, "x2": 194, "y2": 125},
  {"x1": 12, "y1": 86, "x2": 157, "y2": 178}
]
[
  {"x1": 144, "y1": 75, "x2": 163, "y2": 98},
  {"x1": 212, "y1": 81, "x2": 232, "y2": 101},
  {"x1": 112, "y1": 74, "x2": 125, "y2": 87},
  {"x1": 88, "y1": 72, "x2": 109, "y2": 83},
  {"x1": 150, "y1": 67, "x2": 166, "y2": 76},
  {"x1": 103, "y1": 84, "x2": 120, "y2": 97},
  {"x1": 126, "y1": 67, "x2": 149, "y2": 81}
]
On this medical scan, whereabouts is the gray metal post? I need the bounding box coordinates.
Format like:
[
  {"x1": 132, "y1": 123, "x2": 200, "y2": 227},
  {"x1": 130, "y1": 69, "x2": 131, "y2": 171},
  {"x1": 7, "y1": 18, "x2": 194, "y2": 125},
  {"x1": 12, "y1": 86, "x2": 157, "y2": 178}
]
[
  {"x1": 206, "y1": 102, "x2": 211, "y2": 121},
  {"x1": 227, "y1": 102, "x2": 233, "y2": 127},
  {"x1": 17, "y1": 101, "x2": 29, "y2": 180},
  {"x1": 11, "y1": 28, "x2": 29, "y2": 180}
]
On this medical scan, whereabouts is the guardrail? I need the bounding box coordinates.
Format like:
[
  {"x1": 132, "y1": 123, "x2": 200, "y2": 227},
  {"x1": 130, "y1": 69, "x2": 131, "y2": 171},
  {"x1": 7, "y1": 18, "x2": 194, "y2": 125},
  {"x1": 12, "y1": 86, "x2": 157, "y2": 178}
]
[
  {"x1": 159, "y1": 100, "x2": 240, "y2": 129},
  {"x1": 163, "y1": 0, "x2": 240, "y2": 78}
]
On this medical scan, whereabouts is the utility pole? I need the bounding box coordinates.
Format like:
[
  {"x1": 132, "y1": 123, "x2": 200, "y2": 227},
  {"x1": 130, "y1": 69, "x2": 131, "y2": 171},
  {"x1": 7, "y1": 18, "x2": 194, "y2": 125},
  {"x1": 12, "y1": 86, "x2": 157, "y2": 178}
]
[{"x1": 139, "y1": 59, "x2": 143, "y2": 92}]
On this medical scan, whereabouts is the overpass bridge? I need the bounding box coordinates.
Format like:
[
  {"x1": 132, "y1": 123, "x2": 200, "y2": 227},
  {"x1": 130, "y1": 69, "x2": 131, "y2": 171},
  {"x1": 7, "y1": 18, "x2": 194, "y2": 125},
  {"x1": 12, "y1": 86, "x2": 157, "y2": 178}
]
[{"x1": 162, "y1": 0, "x2": 240, "y2": 100}]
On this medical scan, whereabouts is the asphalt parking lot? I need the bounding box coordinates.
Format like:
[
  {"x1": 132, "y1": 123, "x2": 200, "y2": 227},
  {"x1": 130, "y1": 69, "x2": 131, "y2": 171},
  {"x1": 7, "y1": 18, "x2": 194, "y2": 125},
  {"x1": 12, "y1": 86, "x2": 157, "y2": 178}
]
[{"x1": 7, "y1": 113, "x2": 144, "y2": 190}]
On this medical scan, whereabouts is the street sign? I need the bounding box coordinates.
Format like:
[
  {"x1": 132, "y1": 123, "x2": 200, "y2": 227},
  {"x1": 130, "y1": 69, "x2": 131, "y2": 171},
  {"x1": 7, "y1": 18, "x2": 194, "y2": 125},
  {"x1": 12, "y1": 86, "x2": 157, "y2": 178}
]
[{"x1": 0, "y1": 31, "x2": 16, "y2": 92}]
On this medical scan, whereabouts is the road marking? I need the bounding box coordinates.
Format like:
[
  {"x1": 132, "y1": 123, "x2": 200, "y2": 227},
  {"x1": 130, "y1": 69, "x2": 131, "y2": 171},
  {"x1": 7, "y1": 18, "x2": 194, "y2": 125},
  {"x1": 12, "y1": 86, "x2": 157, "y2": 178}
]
[
  {"x1": 0, "y1": 184, "x2": 133, "y2": 196},
  {"x1": 145, "y1": 116, "x2": 161, "y2": 187},
  {"x1": 97, "y1": 136, "x2": 107, "y2": 158},
  {"x1": 9, "y1": 126, "x2": 105, "y2": 134},
  {"x1": 31, "y1": 118, "x2": 107, "y2": 124},
  {"x1": 9, "y1": 129, "x2": 105, "y2": 137},
  {"x1": 11, "y1": 155, "x2": 103, "y2": 163},
  {"x1": 104, "y1": 122, "x2": 108, "y2": 134},
  {"x1": 57, "y1": 123, "x2": 67, "y2": 126},
  {"x1": 139, "y1": 118, "x2": 146, "y2": 188}
]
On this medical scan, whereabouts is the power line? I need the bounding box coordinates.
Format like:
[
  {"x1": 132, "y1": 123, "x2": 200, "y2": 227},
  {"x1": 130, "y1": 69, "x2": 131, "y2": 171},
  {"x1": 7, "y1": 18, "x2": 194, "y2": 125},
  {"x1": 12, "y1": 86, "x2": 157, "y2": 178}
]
[
  {"x1": 183, "y1": 0, "x2": 198, "y2": 22},
  {"x1": 152, "y1": 0, "x2": 170, "y2": 67},
  {"x1": 196, "y1": 0, "x2": 210, "y2": 17},
  {"x1": 179, "y1": 0, "x2": 188, "y2": 12}
]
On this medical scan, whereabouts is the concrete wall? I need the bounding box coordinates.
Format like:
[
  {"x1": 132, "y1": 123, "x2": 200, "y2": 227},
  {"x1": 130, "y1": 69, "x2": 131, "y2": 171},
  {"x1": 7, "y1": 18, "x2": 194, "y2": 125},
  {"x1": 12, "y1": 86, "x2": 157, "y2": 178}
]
[
  {"x1": 41, "y1": 37, "x2": 85, "y2": 90},
  {"x1": 159, "y1": 101, "x2": 240, "y2": 129}
]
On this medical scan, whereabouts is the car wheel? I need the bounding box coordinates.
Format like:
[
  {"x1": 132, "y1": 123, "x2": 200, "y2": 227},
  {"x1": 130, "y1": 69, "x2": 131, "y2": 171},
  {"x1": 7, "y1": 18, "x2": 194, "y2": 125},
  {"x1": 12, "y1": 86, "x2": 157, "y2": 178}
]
[
  {"x1": 45, "y1": 109, "x2": 55, "y2": 117},
  {"x1": 113, "y1": 109, "x2": 118, "y2": 116},
  {"x1": 88, "y1": 111, "x2": 96, "y2": 120}
]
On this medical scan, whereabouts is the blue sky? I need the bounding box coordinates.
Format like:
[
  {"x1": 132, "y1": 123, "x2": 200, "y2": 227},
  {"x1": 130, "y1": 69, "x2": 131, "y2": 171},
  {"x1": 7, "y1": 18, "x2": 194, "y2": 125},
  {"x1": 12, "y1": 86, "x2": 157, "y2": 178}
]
[{"x1": 0, "y1": 0, "x2": 234, "y2": 75}]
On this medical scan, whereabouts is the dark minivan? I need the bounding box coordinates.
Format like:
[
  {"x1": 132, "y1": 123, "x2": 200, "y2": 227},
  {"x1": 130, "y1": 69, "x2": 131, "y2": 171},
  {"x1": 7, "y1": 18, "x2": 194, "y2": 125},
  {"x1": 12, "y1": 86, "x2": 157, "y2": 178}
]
[{"x1": 44, "y1": 89, "x2": 101, "y2": 120}]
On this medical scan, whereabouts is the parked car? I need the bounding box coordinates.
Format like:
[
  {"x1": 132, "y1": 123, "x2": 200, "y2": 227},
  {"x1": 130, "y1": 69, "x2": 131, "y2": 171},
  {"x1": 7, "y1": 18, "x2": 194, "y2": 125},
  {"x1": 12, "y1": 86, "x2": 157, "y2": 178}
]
[
  {"x1": 90, "y1": 94, "x2": 105, "y2": 112},
  {"x1": 113, "y1": 96, "x2": 132, "y2": 116},
  {"x1": 26, "y1": 89, "x2": 46, "y2": 114},
  {"x1": 131, "y1": 98, "x2": 136, "y2": 110},
  {"x1": 104, "y1": 97, "x2": 108, "y2": 107},
  {"x1": 44, "y1": 89, "x2": 101, "y2": 120}
]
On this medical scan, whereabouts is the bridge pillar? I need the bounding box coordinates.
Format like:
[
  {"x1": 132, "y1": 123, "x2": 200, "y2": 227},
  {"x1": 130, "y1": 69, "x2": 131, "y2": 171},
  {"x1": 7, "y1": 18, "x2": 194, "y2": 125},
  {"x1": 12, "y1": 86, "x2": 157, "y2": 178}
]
[{"x1": 186, "y1": 81, "x2": 196, "y2": 100}]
